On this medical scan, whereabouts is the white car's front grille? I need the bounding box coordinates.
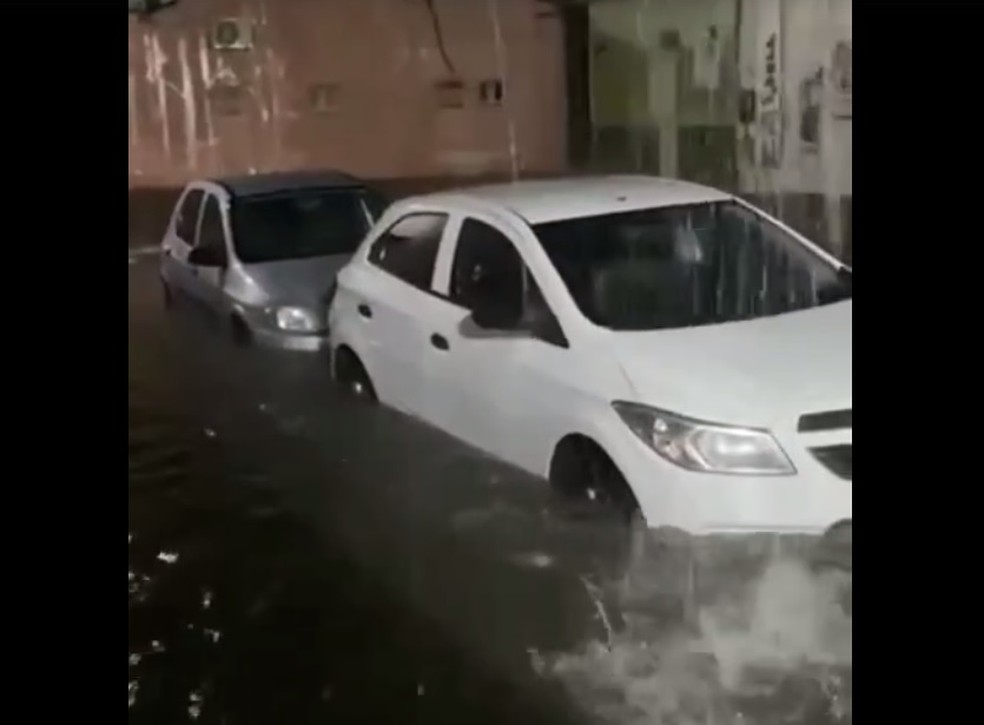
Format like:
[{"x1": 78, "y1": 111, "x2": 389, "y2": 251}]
[
  {"x1": 797, "y1": 408, "x2": 852, "y2": 433},
  {"x1": 810, "y1": 444, "x2": 852, "y2": 480},
  {"x1": 797, "y1": 408, "x2": 852, "y2": 480}
]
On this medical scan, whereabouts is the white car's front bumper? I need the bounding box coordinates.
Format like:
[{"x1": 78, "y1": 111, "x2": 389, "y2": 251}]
[{"x1": 601, "y1": 413, "x2": 852, "y2": 538}]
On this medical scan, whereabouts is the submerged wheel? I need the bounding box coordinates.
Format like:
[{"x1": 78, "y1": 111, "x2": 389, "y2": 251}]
[
  {"x1": 548, "y1": 436, "x2": 638, "y2": 522},
  {"x1": 622, "y1": 522, "x2": 701, "y2": 629},
  {"x1": 549, "y1": 436, "x2": 699, "y2": 627},
  {"x1": 333, "y1": 348, "x2": 377, "y2": 403}
]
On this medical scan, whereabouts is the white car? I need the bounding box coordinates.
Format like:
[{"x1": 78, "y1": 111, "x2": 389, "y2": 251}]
[{"x1": 328, "y1": 176, "x2": 851, "y2": 568}]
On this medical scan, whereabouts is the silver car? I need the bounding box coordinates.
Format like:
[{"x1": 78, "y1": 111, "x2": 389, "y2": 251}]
[{"x1": 159, "y1": 170, "x2": 388, "y2": 351}]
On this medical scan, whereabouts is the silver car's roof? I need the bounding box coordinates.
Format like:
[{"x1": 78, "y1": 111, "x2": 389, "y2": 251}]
[{"x1": 212, "y1": 170, "x2": 366, "y2": 198}]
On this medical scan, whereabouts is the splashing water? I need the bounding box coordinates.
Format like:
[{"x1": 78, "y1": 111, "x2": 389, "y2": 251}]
[{"x1": 542, "y1": 554, "x2": 852, "y2": 725}]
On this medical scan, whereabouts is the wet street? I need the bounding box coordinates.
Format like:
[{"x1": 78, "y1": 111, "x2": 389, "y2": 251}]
[{"x1": 128, "y1": 253, "x2": 851, "y2": 725}]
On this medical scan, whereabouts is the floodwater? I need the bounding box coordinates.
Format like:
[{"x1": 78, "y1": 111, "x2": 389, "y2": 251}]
[{"x1": 128, "y1": 253, "x2": 851, "y2": 725}]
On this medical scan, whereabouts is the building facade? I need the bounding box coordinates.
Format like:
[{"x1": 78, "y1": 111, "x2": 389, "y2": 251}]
[
  {"x1": 129, "y1": 0, "x2": 851, "y2": 259},
  {"x1": 585, "y1": 0, "x2": 852, "y2": 257},
  {"x1": 128, "y1": 0, "x2": 569, "y2": 186}
]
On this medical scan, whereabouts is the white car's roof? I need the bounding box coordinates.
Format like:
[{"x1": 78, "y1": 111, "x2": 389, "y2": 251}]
[{"x1": 409, "y1": 175, "x2": 733, "y2": 225}]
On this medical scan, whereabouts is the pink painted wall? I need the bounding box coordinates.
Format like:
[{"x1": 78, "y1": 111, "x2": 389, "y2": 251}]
[{"x1": 128, "y1": 0, "x2": 568, "y2": 187}]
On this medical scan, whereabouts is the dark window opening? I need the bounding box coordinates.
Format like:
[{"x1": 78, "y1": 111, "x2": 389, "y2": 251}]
[{"x1": 478, "y1": 79, "x2": 503, "y2": 106}]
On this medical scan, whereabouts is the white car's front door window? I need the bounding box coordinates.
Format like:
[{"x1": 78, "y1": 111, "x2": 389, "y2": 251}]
[{"x1": 426, "y1": 217, "x2": 569, "y2": 471}]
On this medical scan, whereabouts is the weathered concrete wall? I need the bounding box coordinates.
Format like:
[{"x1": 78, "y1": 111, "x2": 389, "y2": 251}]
[
  {"x1": 586, "y1": 0, "x2": 851, "y2": 260},
  {"x1": 128, "y1": 171, "x2": 570, "y2": 248},
  {"x1": 128, "y1": 0, "x2": 851, "y2": 263},
  {"x1": 738, "y1": 0, "x2": 851, "y2": 196},
  {"x1": 738, "y1": 0, "x2": 851, "y2": 256},
  {"x1": 128, "y1": 0, "x2": 567, "y2": 186}
]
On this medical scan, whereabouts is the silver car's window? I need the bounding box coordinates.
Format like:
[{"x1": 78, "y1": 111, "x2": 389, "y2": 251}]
[
  {"x1": 197, "y1": 196, "x2": 227, "y2": 253},
  {"x1": 230, "y1": 189, "x2": 373, "y2": 263},
  {"x1": 174, "y1": 189, "x2": 205, "y2": 245}
]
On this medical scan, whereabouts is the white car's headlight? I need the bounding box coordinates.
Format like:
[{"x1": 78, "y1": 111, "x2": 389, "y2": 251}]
[
  {"x1": 274, "y1": 306, "x2": 319, "y2": 332},
  {"x1": 612, "y1": 402, "x2": 796, "y2": 476}
]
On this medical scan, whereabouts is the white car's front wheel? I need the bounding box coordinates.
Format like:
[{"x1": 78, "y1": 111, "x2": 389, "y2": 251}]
[
  {"x1": 548, "y1": 436, "x2": 639, "y2": 522},
  {"x1": 546, "y1": 437, "x2": 700, "y2": 619},
  {"x1": 620, "y1": 517, "x2": 702, "y2": 629},
  {"x1": 547, "y1": 438, "x2": 707, "y2": 627}
]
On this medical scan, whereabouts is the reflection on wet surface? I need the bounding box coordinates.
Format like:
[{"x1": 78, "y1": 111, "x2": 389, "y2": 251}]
[{"x1": 129, "y1": 257, "x2": 850, "y2": 724}]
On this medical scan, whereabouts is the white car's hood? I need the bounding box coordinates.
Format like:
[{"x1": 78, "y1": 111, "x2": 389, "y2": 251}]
[{"x1": 606, "y1": 300, "x2": 852, "y2": 428}]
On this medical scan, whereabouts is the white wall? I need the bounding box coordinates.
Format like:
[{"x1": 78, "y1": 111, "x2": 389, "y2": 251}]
[
  {"x1": 588, "y1": 0, "x2": 852, "y2": 201},
  {"x1": 738, "y1": 0, "x2": 852, "y2": 198},
  {"x1": 590, "y1": 0, "x2": 738, "y2": 176}
]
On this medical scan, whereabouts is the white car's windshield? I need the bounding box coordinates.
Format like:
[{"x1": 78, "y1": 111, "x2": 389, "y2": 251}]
[
  {"x1": 231, "y1": 188, "x2": 386, "y2": 264},
  {"x1": 531, "y1": 201, "x2": 851, "y2": 331}
]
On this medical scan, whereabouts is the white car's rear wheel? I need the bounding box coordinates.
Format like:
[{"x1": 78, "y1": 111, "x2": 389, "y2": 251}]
[{"x1": 333, "y1": 348, "x2": 377, "y2": 403}]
